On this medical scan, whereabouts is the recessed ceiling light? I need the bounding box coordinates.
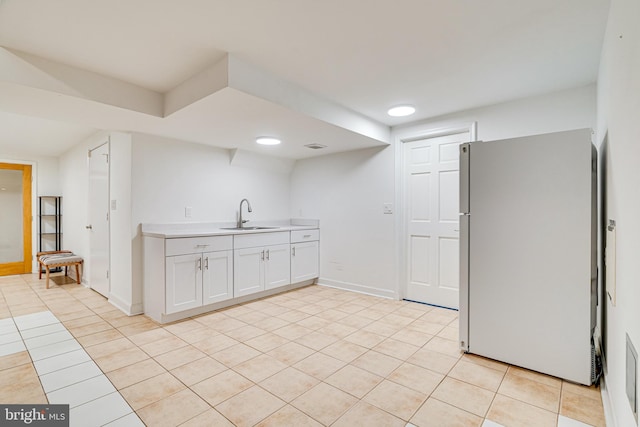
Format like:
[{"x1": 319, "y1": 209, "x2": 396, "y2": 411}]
[
  {"x1": 387, "y1": 105, "x2": 416, "y2": 117},
  {"x1": 256, "y1": 137, "x2": 281, "y2": 146}
]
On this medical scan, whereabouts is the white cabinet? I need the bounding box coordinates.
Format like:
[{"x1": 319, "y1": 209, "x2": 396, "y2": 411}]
[
  {"x1": 165, "y1": 253, "x2": 202, "y2": 314},
  {"x1": 143, "y1": 225, "x2": 319, "y2": 323},
  {"x1": 203, "y1": 250, "x2": 233, "y2": 304},
  {"x1": 164, "y1": 235, "x2": 233, "y2": 314},
  {"x1": 291, "y1": 230, "x2": 320, "y2": 283},
  {"x1": 234, "y1": 247, "x2": 264, "y2": 297},
  {"x1": 234, "y1": 232, "x2": 291, "y2": 297},
  {"x1": 265, "y1": 244, "x2": 292, "y2": 289}
]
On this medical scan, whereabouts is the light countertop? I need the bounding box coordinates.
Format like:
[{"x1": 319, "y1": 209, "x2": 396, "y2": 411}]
[{"x1": 141, "y1": 219, "x2": 319, "y2": 239}]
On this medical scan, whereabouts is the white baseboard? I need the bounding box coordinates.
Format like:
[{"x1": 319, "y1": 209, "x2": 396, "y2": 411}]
[
  {"x1": 317, "y1": 278, "x2": 397, "y2": 300},
  {"x1": 108, "y1": 293, "x2": 135, "y2": 316},
  {"x1": 600, "y1": 345, "x2": 618, "y2": 427}
]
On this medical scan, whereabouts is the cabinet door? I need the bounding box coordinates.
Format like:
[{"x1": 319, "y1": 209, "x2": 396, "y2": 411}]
[
  {"x1": 203, "y1": 250, "x2": 233, "y2": 304},
  {"x1": 234, "y1": 247, "x2": 264, "y2": 297},
  {"x1": 165, "y1": 253, "x2": 203, "y2": 314},
  {"x1": 291, "y1": 241, "x2": 319, "y2": 283},
  {"x1": 264, "y1": 244, "x2": 291, "y2": 290}
]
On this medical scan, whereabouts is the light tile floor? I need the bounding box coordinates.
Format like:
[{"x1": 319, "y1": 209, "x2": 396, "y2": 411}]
[{"x1": 0, "y1": 273, "x2": 606, "y2": 427}]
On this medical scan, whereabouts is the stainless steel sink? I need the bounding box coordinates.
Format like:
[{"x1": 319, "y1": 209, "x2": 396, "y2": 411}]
[{"x1": 220, "y1": 226, "x2": 280, "y2": 231}]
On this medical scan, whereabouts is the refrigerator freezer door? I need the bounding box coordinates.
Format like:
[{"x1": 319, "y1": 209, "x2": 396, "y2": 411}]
[
  {"x1": 467, "y1": 129, "x2": 593, "y2": 385},
  {"x1": 459, "y1": 142, "x2": 471, "y2": 351},
  {"x1": 459, "y1": 213, "x2": 470, "y2": 351}
]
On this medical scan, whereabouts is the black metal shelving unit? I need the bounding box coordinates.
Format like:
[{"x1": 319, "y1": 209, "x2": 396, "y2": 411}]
[{"x1": 38, "y1": 196, "x2": 62, "y2": 272}]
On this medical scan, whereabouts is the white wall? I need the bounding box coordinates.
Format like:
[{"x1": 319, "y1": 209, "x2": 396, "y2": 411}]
[
  {"x1": 291, "y1": 84, "x2": 596, "y2": 299},
  {"x1": 596, "y1": 0, "x2": 640, "y2": 425},
  {"x1": 291, "y1": 146, "x2": 396, "y2": 297},
  {"x1": 130, "y1": 133, "x2": 294, "y2": 311},
  {"x1": 108, "y1": 133, "x2": 134, "y2": 313},
  {"x1": 395, "y1": 84, "x2": 596, "y2": 142},
  {"x1": 1, "y1": 154, "x2": 60, "y2": 196},
  {"x1": 131, "y1": 134, "x2": 293, "y2": 224}
]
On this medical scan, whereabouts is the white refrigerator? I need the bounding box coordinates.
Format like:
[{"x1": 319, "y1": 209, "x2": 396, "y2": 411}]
[{"x1": 459, "y1": 129, "x2": 597, "y2": 385}]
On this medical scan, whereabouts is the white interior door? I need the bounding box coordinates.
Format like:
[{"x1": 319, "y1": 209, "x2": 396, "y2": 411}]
[
  {"x1": 404, "y1": 132, "x2": 468, "y2": 308},
  {"x1": 88, "y1": 142, "x2": 110, "y2": 297}
]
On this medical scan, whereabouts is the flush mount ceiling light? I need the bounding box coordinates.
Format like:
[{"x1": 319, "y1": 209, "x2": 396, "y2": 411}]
[
  {"x1": 387, "y1": 105, "x2": 416, "y2": 117},
  {"x1": 256, "y1": 137, "x2": 281, "y2": 146}
]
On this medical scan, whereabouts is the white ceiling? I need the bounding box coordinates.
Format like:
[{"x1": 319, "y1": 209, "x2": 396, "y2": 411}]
[{"x1": 0, "y1": 0, "x2": 610, "y2": 159}]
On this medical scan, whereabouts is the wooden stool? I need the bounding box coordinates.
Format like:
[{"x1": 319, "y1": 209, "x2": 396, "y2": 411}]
[{"x1": 37, "y1": 251, "x2": 84, "y2": 289}]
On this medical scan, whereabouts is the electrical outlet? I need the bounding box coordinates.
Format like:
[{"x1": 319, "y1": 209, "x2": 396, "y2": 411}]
[
  {"x1": 383, "y1": 203, "x2": 393, "y2": 214},
  {"x1": 185, "y1": 206, "x2": 192, "y2": 218}
]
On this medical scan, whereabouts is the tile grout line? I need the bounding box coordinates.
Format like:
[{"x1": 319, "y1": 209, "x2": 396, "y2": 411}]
[
  {"x1": 7, "y1": 310, "x2": 144, "y2": 426},
  {"x1": 1, "y1": 277, "x2": 605, "y2": 427}
]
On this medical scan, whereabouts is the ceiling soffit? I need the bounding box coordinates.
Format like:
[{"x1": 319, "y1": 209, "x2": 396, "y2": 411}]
[{"x1": 0, "y1": 47, "x2": 390, "y2": 156}]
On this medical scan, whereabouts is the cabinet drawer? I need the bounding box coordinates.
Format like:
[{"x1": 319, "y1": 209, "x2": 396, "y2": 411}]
[
  {"x1": 166, "y1": 235, "x2": 233, "y2": 256},
  {"x1": 291, "y1": 229, "x2": 319, "y2": 243},
  {"x1": 234, "y1": 231, "x2": 290, "y2": 249}
]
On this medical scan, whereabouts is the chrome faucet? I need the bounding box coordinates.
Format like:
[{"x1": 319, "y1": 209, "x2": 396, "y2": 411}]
[{"x1": 238, "y1": 198, "x2": 252, "y2": 228}]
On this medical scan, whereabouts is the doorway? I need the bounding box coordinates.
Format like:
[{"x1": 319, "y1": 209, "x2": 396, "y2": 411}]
[
  {"x1": 0, "y1": 163, "x2": 32, "y2": 276},
  {"x1": 88, "y1": 142, "x2": 110, "y2": 297},
  {"x1": 400, "y1": 127, "x2": 473, "y2": 308}
]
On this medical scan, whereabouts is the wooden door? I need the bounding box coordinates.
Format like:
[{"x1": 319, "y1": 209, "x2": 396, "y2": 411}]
[{"x1": 0, "y1": 163, "x2": 32, "y2": 276}]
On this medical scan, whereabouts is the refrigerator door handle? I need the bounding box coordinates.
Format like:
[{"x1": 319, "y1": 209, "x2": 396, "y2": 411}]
[
  {"x1": 459, "y1": 143, "x2": 470, "y2": 214},
  {"x1": 459, "y1": 213, "x2": 470, "y2": 352}
]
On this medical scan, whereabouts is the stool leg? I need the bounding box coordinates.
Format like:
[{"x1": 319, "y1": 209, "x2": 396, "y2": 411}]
[
  {"x1": 75, "y1": 264, "x2": 81, "y2": 285},
  {"x1": 45, "y1": 267, "x2": 50, "y2": 289}
]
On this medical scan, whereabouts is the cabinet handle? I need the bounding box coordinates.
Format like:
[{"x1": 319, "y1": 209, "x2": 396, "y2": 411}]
[
  {"x1": 204, "y1": 257, "x2": 209, "y2": 270},
  {"x1": 266, "y1": 250, "x2": 270, "y2": 260},
  {"x1": 303, "y1": 234, "x2": 311, "y2": 238},
  {"x1": 197, "y1": 258, "x2": 202, "y2": 271},
  {"x1": 196, "y1": 244, "x2": 210, "y2": 248},
  {"x1": 292, "y1": 247, "x2": 296, "y2": 256},
  {"x1": 261, "y1": 250, "x2": 265, "y2": 261}
]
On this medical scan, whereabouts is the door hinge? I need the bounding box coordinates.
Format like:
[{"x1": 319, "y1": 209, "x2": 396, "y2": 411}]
[
  {"x1": 106, "y1": 212, "x2": 109, "y2": 221},
  {"x1": 106, "y1": 270, "x2": 109, "y2": 279}
]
